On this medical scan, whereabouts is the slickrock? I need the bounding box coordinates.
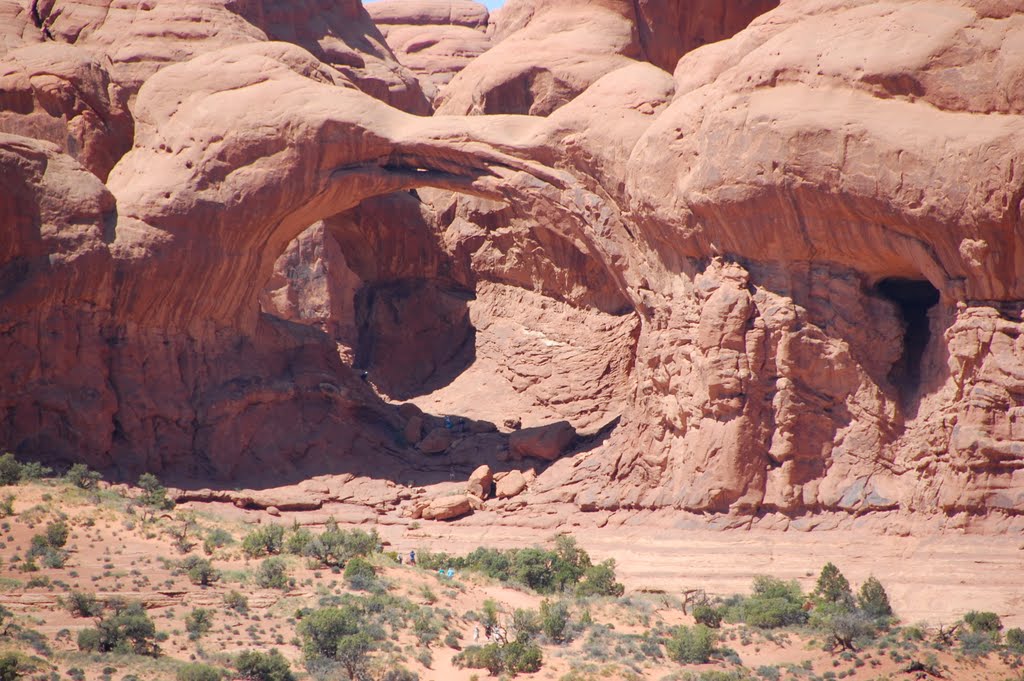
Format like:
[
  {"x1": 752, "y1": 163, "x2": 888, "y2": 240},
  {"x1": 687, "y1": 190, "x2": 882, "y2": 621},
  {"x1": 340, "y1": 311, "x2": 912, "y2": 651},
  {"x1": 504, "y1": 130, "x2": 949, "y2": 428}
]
[
  {"x1": 368, "y1": 0, "x2": 492, "y2": 104},
  {"x1": 420, "y1": 493, "x2": 474, "y2": 520}
]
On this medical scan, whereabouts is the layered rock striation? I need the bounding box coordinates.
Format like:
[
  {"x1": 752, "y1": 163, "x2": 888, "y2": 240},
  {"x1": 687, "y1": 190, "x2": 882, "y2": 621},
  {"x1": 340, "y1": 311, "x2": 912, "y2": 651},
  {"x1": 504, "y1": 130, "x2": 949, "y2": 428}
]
[{"x1": 0, "y1": 0, "x2": 1022, "y2": 526}]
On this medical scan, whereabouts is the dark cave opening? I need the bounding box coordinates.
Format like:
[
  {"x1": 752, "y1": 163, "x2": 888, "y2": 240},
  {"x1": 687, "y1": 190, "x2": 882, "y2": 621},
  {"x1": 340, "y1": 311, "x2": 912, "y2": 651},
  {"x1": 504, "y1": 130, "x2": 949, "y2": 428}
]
[{"x1": 875, "y1": 277, "x2": 939, "y2": 393}]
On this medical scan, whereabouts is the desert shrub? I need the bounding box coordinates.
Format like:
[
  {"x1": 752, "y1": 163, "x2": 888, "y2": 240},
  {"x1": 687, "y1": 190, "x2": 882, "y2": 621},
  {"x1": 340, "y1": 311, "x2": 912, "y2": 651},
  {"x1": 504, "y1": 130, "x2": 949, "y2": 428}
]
[
  {"x1": 137, "y1": 473, "x2": 173, "y2": 510},
  {"x1": 242, "y1": 525, "x2": 285, "y2": 558},
  {"x1": 539, "y1": 599, "x2": 571, "y2": 643},
  {"x1": 0, "y1": 494, "x2": 13, "y2": 518},
  {"x1": 77, "y1": 601, "x2": 159, "y2": 656},
  {"x1": 255, "y1": 557, "x2": 290, "y2": 590},
  {"x1": 575, "y1": 559, "x2": 625, "y2": 598},
  {"x1": 814, "y1": 609, "x2": 876, "y2": 652},
  {"x1": 224, "y1": 590, "x2": 249, "y2": 614},
  {"x1": 666, "y1": 624, "x2": 716, "y2": 664},
  {"x1": 381, "y1": 666, "x2": 418, "y2": 681},
  {"x1": 235, "y1": 649, "x2": 294, "y2": 681},
  {"x1": 0, "y1": 653, "x2": 23, "y2": 681},
  {"x1": 26, "y1": 521, "x2": 70, "y2": 569},
  {"x1": 856, "y1": 576, "x2": 893, "y2": 621},
  {"x1": 693, "y1": 604, "x2": 723, "y2": 628},
  {"x1": 963, "y1": 610, "x2": 1002, "y2": 636},
  {"x1": 343, "y1": 556, "x2": 377, "y2": 591},
  {"x1": 182, "y1": 556, "x2": 221, "y2": 586},
  {"x1": 335, "y1": 631, "x2": 373, "y2": 680},
  {"x1": 453, "y1": 641, "x2": 542, "y2": 676},
  {"x1": 66, "y1": 591, "x2": 102, "y2": 618},
  {"x1": 176, "y1": 663, "x2": 224, "y2": 681},
  {"x1": 297, "y1": 606, "x2": 361, "y2": 659},
  {"x1": 65, "y1": 463, "x2": 101, "y2": 490},
  {"x1": 959, "y1": 630, "x2": 996, "y2": 657},
  {"x1": 0, "y1": 454, "x2": 22, "y2": 486},
  {"x1": 301, "y1": 521, "x2": 379, "y2": 568},
  {"x1": 1005, "y1": 627, "x2": 1024, "y2": 653},
  {"x1": 742, "y1": 577, "x2": 807, "y2": 628},
  {"x1": 512, "y1": 608, "x2": 541, "y2": 641},
  {"x1": 203, "y1": 528, "x2": 234, "y2": 554},
  {"x1": 185, "y1": 608, "x2": 214, "y2": 640},
  {"x1": 284, "y1": 527, "x2": 315, "y2": 555}
]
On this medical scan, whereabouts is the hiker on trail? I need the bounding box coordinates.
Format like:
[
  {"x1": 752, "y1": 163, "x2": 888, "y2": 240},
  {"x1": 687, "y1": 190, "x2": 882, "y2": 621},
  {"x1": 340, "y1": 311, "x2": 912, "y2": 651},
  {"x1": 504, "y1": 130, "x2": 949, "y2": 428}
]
[
  {"x1": 409, "y1": 550, "x2": 416, "y2": 565},
  {"x1": 446, "y1": 567, "x2": 455, "y2": 579},
  {"x1": 397, "y1": 554, "x2": 402, "y2": 565},
  {"x1": 484, "y1": 624, "x2": 492, "y2": 640},
  {"x1": 444, "y1": 415, "x2": 453, "y2": 429},
  {"x1": 474, "y1": 625, "x2": 480, "y2": 642}
]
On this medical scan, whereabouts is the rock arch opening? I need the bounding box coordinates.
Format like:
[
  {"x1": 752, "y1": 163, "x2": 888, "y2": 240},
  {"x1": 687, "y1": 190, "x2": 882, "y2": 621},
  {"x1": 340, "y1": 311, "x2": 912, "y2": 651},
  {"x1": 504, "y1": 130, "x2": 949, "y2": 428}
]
[{"x1": 875, "y1": 277, "x2": 939, "y2": 394}]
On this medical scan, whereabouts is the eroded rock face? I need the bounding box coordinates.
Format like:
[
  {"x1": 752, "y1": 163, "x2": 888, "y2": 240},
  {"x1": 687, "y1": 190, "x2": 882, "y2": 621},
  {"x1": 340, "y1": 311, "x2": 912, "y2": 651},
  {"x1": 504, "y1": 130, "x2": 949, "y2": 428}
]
[
  {"x1": 367, "y1": 0, "x2": 492, "y2": 104},
  {"x1": 1, "y1": 0, "x2": 1023, "y2": 526}
]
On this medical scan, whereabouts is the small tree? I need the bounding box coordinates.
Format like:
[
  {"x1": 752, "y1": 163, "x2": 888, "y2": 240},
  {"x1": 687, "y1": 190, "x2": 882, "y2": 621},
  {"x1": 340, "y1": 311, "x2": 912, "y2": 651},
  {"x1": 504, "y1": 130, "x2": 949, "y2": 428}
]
[
  {"x1": 0, "y1": 494, "x2": 13, "y2": 518},
  {"x1": 0, "y1": 454, "x2": 22, "y2": 486},
  {"x1": 575, "y1": 559, "x2": 625, "y2": 598},
  {"x1": 183, "y1": 557, "x2": 221, "y2": 586},
  {"x1": 666, "y1": 624, "x2": 716, "y2": 664},
  {"x1": 185, "y1": 608, "x2": 214, "y2": 640},
  {"x1": 1005, "y1": 627, "x2": 1024, "y2": 653},
  {"x1": 335, "y1": 632, "x2": 373, "y2": 680},
  {"x1": 481, "y1": 599, "x2": 500, "y2": 631},
  {"x1": 242, "y1": 525, "x2": 285, "y2": 558},
  {"x1": 812, "y1": 563, "x2": 854, "y2": 609},
  {"x1": 963, "y1": 610, "x2": 1002, "y2": 636},
  {"x1": 78, "y1": 601, "x2": 159, "y2": 656},
  {"x1": 235, "y1": 650, "x2": 294, "y2": 681},
  {"x1": 539, "y1": 599, "x2": 570, "y2": 643},
  {"x1": 137, "y1": 473, "x2": 174, "y2": 511},
  {"x1": 857, "y1": 576, "x2": 893, "y2": 621},
  {"x1": 343, "y1": 556, "x2": 377, "y2": 591},
  {"x1": 297, "y1": 606, "x2": 360, "y2": 659},
  {"x1": 255, "y1": 557, "x2": 290, "y2": 590},
  {"x1": 65, "y1": 591, "x2": 102, "y2": 618},
  {"x1": 65, "y1": 464, "x2": 101, "y2": 490}
]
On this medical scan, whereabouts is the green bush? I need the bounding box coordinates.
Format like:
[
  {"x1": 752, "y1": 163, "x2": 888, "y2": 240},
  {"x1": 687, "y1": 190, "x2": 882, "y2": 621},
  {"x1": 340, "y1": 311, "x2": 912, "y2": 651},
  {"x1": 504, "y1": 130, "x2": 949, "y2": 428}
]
[
  {"x1": 381, "y1": 666, "x2": 419, "y2": 681},
  {"x1": 176, "y1": 663, "x2": 224, "y2": 681},
  {"x1": 224, "y1": 590, "x2": 249, "y2": 614},
  {"x1": 856, "y1": 576, "x2": 893, "y2": 621},
  {"x1": 185, "y1": 608, "x2": 214, "y2": 640},
  {"x1": 235, "y1": 649, "x2": 294, "y2": 681},
  {"x1": 575, "y1": 559, "x2": 625, "y2": 598},
  {"x1": 343, "y1": 556, "x2": 377, "y2": 591},
  {"x1": 0, "y1": 494, "x2": 13, "y2": 518},
  {"x1": 302, "y1": 522, "x2": 380, "y2": 568},
  {"x1": 242, "y1": 525, "x2": 285, "y2": 558},
  {"x1": 183, "y1": 557, "x2": 221, "y2": 586},
  {"x1": 1005, "y1": 627, "x2": 1024, "y2": 653},
  {"x1": 742, "y1": 576, "x2": 808, "y2": 629},
  {"x1": 76, "y1": 601, "x2": 158, "y2": 655},
  {"x1": 963, "y1": 610, "x2": 1002, "y2": 635},
  {"x1": 335, "y1": 631, "x2": 373, "y2": 680},
  {"x1": 814, "y1": 608, "x2": 876, "y2": 652},
  {"x1": 512, "y1": 608, "x2": 540, "y2": 641},
  {"x1": 297, "y1": 606, "x2": 360, "y2": 659},
  {"x1": 137, "y1": 473, "x2": 174, "y2": 510},
  {"x1": 693, "y1": 603, "x2": 723, "y2": 628},
  {"x1": 65, "y1": 464, "x2": 101, "y2": 490},
  {"x1": 539, "y1": 599, "x2": 571, "y2": 643},
  {"x1": 0, "y1": 454, "x2": 22, "y2": 486},
  {"x1": 959, "y1": 630, "x2": 996, "y2": 657},
  {"x1": 0, "y1": 653, "x2": 23, "y2": 681},
  {"x1": 453, "y1": 641, "x2": 542, "y2": 676},
  {"x1": 666, "y1": 624, "x2": 716, "y2": 664},
  {"x1": 66, "y1": 591, "x2": 102, "y2": 618},
  {"x1": 255, "y1": 557, "x2": 290, "y2": 590}
]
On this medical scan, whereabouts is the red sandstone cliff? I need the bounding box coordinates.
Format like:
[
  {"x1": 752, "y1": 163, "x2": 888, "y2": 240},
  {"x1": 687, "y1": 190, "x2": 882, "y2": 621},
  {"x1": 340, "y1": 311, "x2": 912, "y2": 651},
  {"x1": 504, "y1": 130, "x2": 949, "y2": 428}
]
[{"x1": 0, "y1": 0, "x2": 1022, "y2": 527}]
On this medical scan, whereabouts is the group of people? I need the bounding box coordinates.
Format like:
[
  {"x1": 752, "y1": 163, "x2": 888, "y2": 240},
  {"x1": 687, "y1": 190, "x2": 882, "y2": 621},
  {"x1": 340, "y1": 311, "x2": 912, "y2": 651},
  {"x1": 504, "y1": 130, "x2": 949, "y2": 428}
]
[{"x1": 474, "y1": 623, "x2": 507, "y2": 643}]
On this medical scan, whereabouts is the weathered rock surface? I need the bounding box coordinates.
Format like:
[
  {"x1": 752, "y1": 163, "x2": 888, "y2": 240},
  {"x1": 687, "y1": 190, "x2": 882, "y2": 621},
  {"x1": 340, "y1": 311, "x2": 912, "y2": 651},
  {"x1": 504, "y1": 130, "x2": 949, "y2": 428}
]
[
  {"x1": 1, "y1": 0, "x2": 1023, "y2": 528},
  {"x1": 466, "y1": 463, "x2": 492, "y2": 499},
  {"x1": 420, "y1": 493, "x2": 474, "y2": 520},
  {"x1": 494, "y1": 470, "x2": 527, "y2": 499},
  {"x1": 509, "y1": 421, "x2": 577, "y2": 461},
  {"x1": 368, "y1": 0, "x2": 492, "y2": 104}
]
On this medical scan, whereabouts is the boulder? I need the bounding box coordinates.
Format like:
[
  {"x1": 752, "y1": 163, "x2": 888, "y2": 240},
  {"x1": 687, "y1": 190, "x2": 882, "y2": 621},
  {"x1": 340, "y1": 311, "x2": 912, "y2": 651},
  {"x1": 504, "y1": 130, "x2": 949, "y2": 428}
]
[
  {"x1": 495, "y1": 470, "x2": 527, "y2": 499},
  {"x1": 404, "y1": 415, "x2": 425, "y2": 444},
  {"x1": 420, "y1": 494, "x2": 474, "y2": 520},
  {"x1": 509, "y1": 421, "x2": 576, "y2": 461},
  {"x1": 466, "y1": 464, "x2": 493, "y2": 499}
]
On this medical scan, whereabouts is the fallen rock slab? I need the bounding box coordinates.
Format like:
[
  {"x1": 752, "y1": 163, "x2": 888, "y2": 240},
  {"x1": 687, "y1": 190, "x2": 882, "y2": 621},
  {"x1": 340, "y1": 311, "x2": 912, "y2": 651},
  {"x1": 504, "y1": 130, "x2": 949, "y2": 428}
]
[
  {"x1": 420, "y1": 494, "x2": 474, "y2": 520},
  {"x1": 466, "y1": 464, "x2": 493, "y2": 499},
  {"x1": 495, "y1": 470, "x2": 528, "y2": 499},
  {"x1": 509, "y1": 421, "x2": 576, "y2": 461}
]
